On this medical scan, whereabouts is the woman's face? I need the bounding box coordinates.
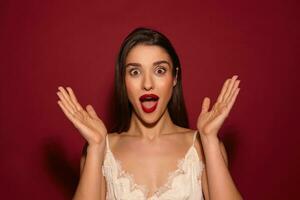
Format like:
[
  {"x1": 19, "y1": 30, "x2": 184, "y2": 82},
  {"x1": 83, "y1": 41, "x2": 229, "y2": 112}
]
[{"x1": 125, "y1": 44, "x2": 177, "y2": 124}]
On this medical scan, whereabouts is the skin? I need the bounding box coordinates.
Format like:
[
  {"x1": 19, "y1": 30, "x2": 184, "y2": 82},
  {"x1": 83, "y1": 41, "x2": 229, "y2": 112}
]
[
  {"x1": 124, "y1": 44, "x2": 178, "y2": 136},
  {"x1": 57, "y1": 44, "x2": 243, "y2": 200}
]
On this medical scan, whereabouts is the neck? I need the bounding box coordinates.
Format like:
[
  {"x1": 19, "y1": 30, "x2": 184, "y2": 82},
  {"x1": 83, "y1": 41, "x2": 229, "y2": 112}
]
[{"x1": 127, "y1": 110, "x2": 178, "y2": 140}]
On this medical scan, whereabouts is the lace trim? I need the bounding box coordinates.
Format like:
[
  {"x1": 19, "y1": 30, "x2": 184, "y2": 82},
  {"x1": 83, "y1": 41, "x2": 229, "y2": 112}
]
[
  {"x1": 114, "y1": 157, "x2": 149, "y2": 195},
  {"x1": 152, "y1": 157, "x2": 186, "y2": 197},
  {"x1": 107, "y1": 146, "x2": 198, "y2": 199}
]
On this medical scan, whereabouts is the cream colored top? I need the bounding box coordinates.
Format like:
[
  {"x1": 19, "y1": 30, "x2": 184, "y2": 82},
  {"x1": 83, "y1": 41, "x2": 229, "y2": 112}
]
[{"x1": 102, "y1": 131, "x2": 205, "y2": 200}]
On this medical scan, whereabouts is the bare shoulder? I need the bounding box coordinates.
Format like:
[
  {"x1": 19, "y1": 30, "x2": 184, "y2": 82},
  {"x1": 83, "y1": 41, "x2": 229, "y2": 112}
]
[
  {"x1": 177, "y1": 128, "x2": 198, "y2": 144},
  {"x1": 107, "y1": 132, "x2": 120, "y2": 139},
  {"x1": 106, "y1": 132, "x2": 122, "y2": 149},
  {"x1": 179, "y1": 128, "x2": 206, "y2": 162},
  {"x1": 177, "y1": 128, "x2": 208, "y2": 162}
]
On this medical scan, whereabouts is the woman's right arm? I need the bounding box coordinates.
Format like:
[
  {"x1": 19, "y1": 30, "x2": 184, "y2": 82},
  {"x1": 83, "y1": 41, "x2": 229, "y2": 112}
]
[
  {"x1": 56, "y1": 86, "x2": 107, "y2": 200},
  {"x1": 75, "y1": 142, "x2": 106, "y2": 200}
]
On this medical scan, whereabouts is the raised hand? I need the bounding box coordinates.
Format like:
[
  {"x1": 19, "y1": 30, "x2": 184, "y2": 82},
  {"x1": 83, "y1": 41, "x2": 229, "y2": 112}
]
[
  {"x1": 197, "y1": 75, "x2": 240, "y2": 139},
  {"x1": 56, "y1": 86, "x2": 107, "y2": 146}
]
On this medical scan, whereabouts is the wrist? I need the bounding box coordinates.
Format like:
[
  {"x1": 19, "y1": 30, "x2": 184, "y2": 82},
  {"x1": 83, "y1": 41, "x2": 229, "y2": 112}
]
[
  {"x1": 87, "y1": 142, "x2": 105, "y2": 154},
  {"x1": 199, "y1": 132, "x2": 219, "y2": 146}
]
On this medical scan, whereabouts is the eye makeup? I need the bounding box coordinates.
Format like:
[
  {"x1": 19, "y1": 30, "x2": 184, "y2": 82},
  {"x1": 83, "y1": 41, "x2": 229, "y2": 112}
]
[
  {"x1": 155, "y1": 66, "x2": 167, "y2": 75},
  {"x1": 128, "y1": 67, "x2": 141, "y2": 77}
]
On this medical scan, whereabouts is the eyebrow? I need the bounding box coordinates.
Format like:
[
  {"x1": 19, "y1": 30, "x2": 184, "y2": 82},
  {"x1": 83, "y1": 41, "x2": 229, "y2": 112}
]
[{"x1": 125, "y1": 60, "x2": 171, "y2": 68}]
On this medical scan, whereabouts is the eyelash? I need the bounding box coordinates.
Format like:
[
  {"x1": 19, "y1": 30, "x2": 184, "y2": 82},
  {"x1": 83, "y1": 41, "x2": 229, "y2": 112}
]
[
  {"x1": 128, "y1": 66, "x2": 167, "y2": 77},
  {"x1": 155, "y1": 66, "x2": 167, "y2": 75},
  {"x1": 129, "y1": 68, "x2": 141, "y2": 76}
]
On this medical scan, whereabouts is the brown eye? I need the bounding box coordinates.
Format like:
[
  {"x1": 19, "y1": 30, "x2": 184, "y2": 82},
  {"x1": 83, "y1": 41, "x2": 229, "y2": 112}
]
[
  {"x1": 155, "y1": 66, "x2": 166, "y2": 75},
  {"x1": 129, "y1": 68, "x2": 140, "y2": 76}
]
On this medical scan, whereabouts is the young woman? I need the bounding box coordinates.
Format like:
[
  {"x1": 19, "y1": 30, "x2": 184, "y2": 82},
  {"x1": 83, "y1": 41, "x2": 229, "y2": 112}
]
[{"x1": 57, "y1": 27, "x2": 242, "y2": 200}]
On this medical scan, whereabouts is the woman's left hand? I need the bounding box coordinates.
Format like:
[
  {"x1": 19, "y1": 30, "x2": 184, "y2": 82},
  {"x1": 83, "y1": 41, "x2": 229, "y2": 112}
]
[{"x1": 197, "y1": 75, "x2": 241, "y2": 139}]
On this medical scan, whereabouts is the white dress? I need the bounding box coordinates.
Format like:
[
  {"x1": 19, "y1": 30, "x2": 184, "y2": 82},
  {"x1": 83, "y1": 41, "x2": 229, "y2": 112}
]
[{"x1": 102, "y1": 131, "x2": 205, "y2": 200}]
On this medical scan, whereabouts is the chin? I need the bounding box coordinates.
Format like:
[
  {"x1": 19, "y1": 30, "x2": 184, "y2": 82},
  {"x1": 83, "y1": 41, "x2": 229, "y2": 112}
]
[
  {"x1": 135, "y1": 108, "x2": 166, "y2": 126},
  {"x1": 141, "y1": 116, "x2": 160, "y2": 126}
]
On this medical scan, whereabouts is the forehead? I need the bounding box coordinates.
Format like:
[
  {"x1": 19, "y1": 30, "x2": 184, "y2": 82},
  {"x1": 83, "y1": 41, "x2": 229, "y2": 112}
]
[{"x1": 125, "y1": 44, "x2": 172, "y2": 65}]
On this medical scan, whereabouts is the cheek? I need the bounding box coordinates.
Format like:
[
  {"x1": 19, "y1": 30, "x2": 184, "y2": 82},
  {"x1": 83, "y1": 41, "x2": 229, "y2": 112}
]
[
  {"x1": 156, "y1": 75, "x2": 174, "y2": 97},
  {"x1": 125, "y1": 77, "x2": 140, "y2": 103}
]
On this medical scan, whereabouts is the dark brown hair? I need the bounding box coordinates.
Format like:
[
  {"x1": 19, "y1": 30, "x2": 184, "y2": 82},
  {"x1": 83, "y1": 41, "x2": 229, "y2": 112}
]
[{"x1": 111, "y1": 27, "x2": 189, "y2": 133}]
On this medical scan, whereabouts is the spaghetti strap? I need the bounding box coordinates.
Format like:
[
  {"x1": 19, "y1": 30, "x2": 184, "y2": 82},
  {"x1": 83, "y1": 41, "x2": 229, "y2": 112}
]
[
  {"x1": 102, "y1": 130, "x2": 205, "y2": 199},
  {"x1": 192, "y1": 130, "x2": 198, "y2": 146},
  {"x1": 105, "y1": 135, "x2": 110, "y2": 152}
]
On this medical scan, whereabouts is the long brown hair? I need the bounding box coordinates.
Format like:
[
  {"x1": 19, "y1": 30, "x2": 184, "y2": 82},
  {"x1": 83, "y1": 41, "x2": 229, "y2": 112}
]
[{"x1": 111, "y1": 27, "x2": 189, "y2": 133}]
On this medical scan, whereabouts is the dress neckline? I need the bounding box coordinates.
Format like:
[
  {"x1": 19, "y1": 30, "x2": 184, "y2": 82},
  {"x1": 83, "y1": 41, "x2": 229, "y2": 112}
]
[
  {"x1": 104, "y1": 131, "x2": 202, "y2": 199},
  {"x1": 107, "y1": 145, "x2": 200, "y2": 199}
]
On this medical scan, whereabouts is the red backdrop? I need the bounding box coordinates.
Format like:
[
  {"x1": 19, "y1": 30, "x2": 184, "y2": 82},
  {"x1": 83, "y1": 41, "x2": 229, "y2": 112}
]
[{"x1": 1, "y1": 0, "x2": 299, "y2": 199}]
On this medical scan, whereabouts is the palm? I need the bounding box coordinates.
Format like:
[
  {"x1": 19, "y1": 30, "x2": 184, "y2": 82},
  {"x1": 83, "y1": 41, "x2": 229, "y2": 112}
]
[
  {"x1": 57, "y1": 86, "x2": 107, "y2": 145},
  {"x1": 197, "y1": 75, "x2": 240, "y2": 137},
  {"x1": 71, "y1": 107, "x2": 107, "y2": 143}
]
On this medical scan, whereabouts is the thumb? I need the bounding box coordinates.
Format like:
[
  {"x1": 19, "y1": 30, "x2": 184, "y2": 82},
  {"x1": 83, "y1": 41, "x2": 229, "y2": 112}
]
[
  {"x1": 86, "y1": 105, "x2": 100, "y2": 120},
  {"x1": 201, "y1": 97, "x2": 210, "y2": 114}
]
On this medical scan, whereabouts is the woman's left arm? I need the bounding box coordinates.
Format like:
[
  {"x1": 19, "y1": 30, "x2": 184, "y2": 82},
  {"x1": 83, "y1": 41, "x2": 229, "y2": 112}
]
[{"x1": 197, "y1": 75, "x2": 243, "y2": 200}]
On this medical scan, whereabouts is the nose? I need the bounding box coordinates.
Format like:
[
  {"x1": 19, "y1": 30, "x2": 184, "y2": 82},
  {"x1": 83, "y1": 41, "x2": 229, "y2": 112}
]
[{"x1": 142, "y1": 72, "x2": 154, "y2": 91}]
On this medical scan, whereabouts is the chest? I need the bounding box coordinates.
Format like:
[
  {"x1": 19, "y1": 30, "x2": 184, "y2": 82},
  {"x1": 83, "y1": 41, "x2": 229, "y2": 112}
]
[{"x1": 102, "y1": 146, "x2": 204, "y2": 199}]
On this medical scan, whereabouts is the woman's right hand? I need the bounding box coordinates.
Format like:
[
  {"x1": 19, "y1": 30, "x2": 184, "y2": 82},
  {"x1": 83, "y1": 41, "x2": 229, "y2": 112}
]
[{"x1": 56, "y1": 86, "x2": 107, "y2": 146}]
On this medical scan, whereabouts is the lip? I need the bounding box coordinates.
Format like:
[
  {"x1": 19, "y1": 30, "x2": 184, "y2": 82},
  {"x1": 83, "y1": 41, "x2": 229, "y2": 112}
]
[
  {"x1": 139, "y1": 94, "x2": 159, "y2": 113},
  {"x1": 139, "y1": 94, "x2": 159, "y2": 101}
]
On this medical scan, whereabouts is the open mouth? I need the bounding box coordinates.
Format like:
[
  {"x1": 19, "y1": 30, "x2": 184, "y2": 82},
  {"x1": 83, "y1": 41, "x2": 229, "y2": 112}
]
[{"x1": 139, "y1": 94, "x2": 159, "y2": 113}]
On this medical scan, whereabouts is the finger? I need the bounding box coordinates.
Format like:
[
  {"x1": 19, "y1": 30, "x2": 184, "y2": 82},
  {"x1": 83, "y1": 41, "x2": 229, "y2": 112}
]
[
  {"x1": 66, "y1": 87, "x2": 83, "y2": 111},
  {"x1": 217, "y1": 79, "x2": 230, "y2": 103},
  {"x1": 201, "y1": 97, "x2": 210, "y2": 114},
  {"x1": 58, "y1": 86, "x2": 77, "y2": 112},
  {"x1": 226, "y1": 87, "x2": 240, "y2": 112},
  {"x1": 226, "y1": 80, "x2": 240, "y2": 103},
  {"x1": 223, "y1": 75, "x2": 238, "y2": 102},
  {"x1": 86, "y1": 105, "x2": 100, "y2": 120},
  {"x1": 57, "y1": 100, "x2": 79, "y2": 125},
  {"x1": 57, "y1": 91, "x2": 76, "y2": 115}
]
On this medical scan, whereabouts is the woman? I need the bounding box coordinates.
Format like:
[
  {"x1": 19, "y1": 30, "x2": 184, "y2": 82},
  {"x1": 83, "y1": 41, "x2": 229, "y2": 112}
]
[{"x1": 57, "y1": 27, "x2": 242, "y2": 200}]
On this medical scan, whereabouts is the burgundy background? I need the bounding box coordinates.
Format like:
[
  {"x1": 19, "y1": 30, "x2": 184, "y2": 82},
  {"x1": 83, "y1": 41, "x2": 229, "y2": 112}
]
[{"x1": 1, "y1": 0, "x2": 299, "y2": 199}]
